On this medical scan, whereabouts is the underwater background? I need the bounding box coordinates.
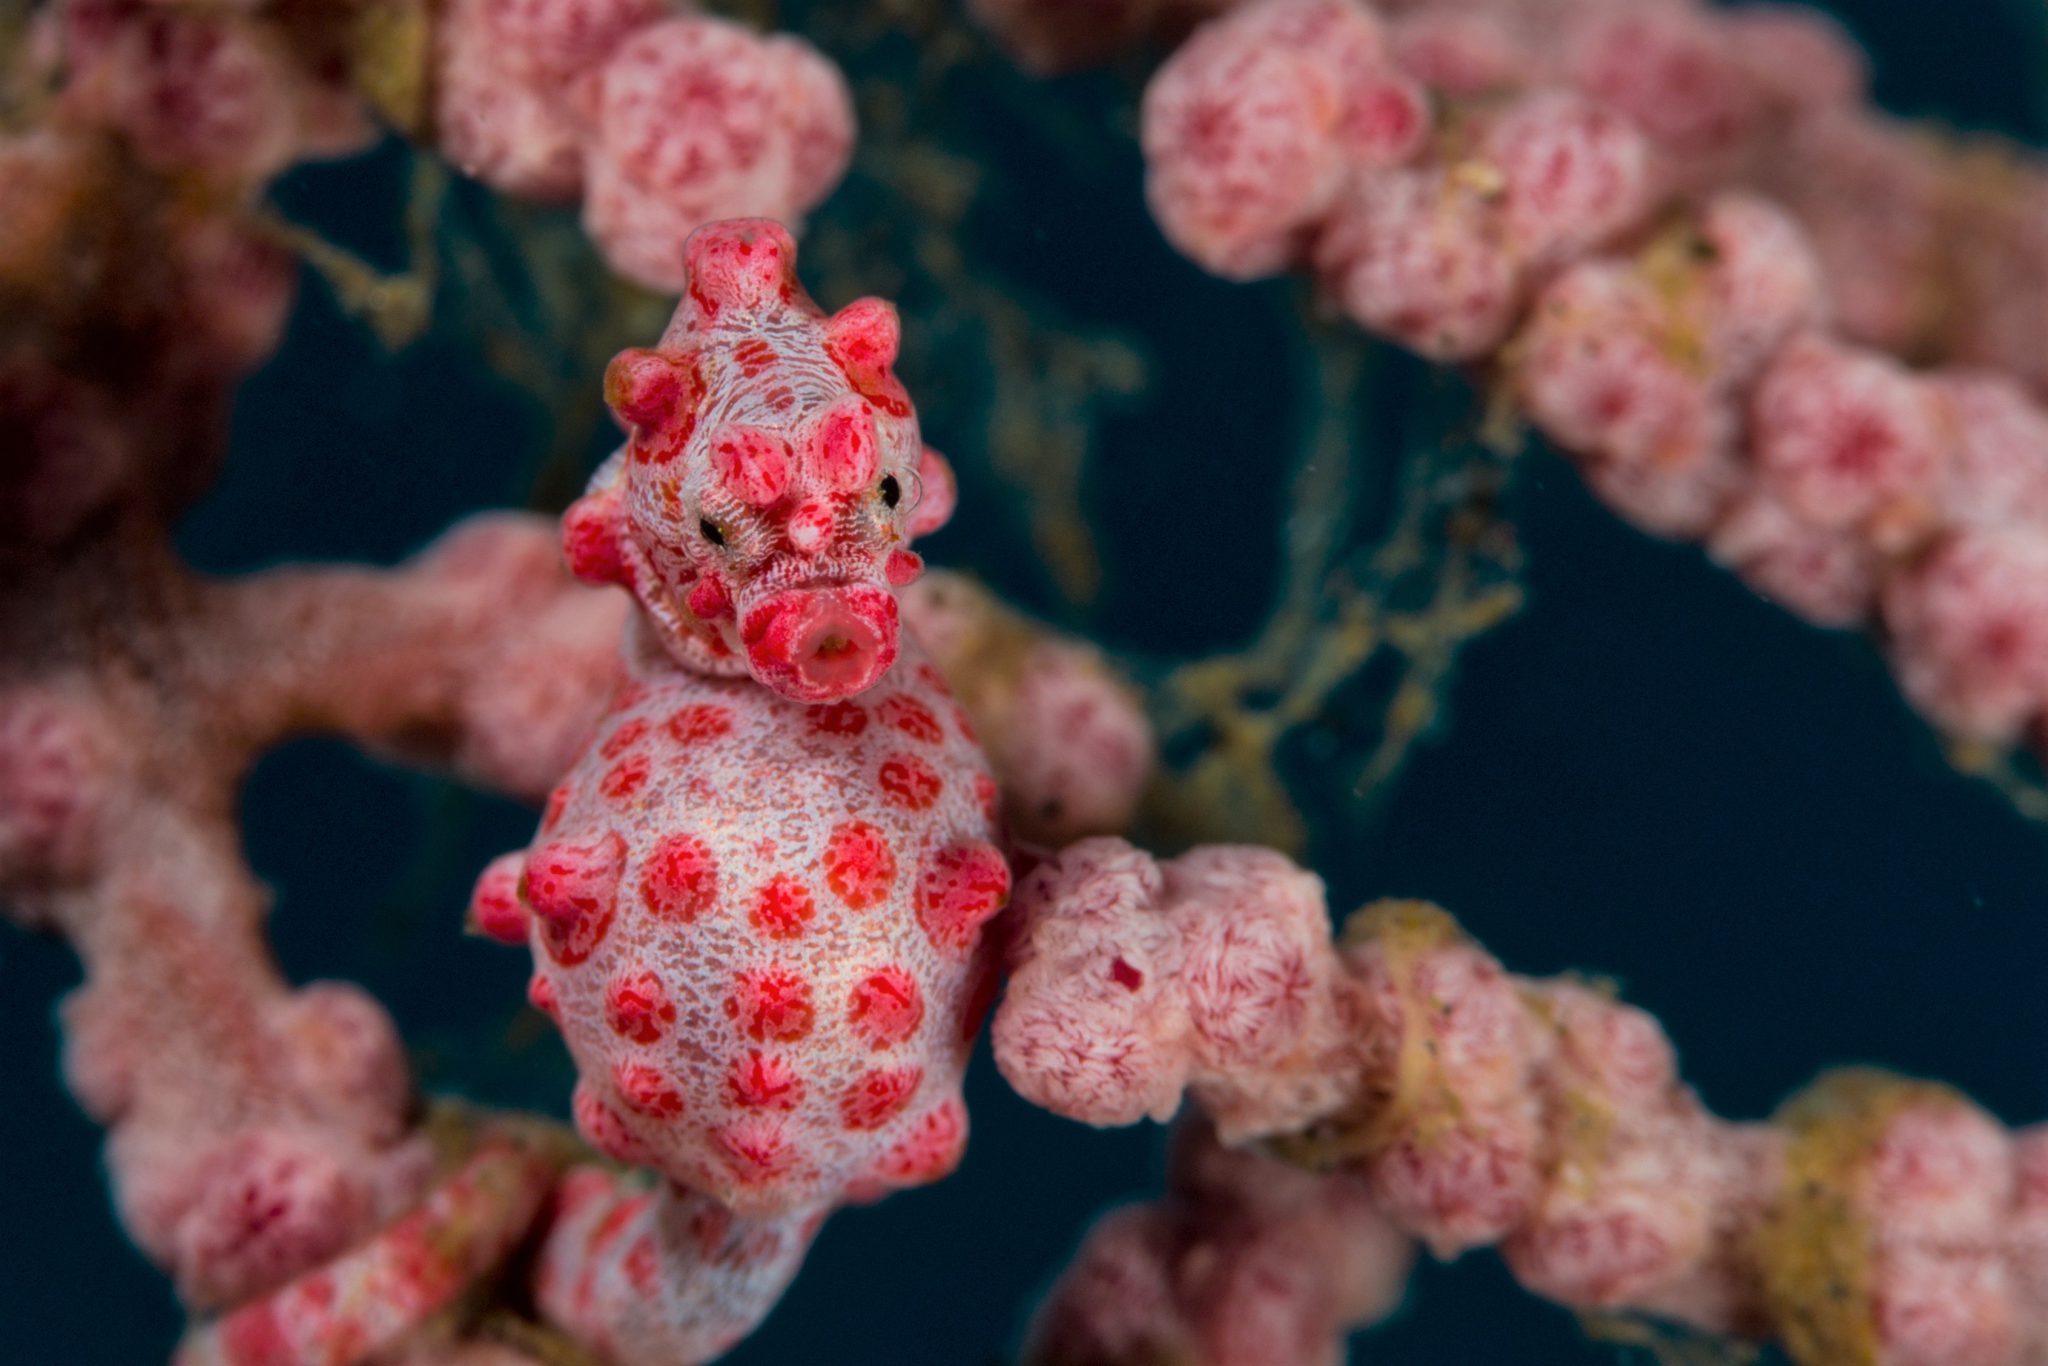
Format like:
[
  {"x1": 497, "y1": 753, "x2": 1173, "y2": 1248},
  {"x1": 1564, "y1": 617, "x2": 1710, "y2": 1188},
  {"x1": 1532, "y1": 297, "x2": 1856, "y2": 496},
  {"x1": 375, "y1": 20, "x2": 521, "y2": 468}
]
[{"x1": 5, "y1": 0, "x2": 2048, "y2": 1359}]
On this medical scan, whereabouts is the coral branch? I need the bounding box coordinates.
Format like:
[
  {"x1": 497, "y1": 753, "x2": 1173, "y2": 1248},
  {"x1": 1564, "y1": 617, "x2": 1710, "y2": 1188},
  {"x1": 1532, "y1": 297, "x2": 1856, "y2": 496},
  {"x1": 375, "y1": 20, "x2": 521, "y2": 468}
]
[
  {"x1": 1022, "y1": 1117, "x2": 1414, "y2": 1366},
  {"x1": 1001, "y1": 838, "x2": 2048, "y2": 1365},
  {"x1": 1133, "y1": 0, "x2": 2048, "y2": 770},
  {"x1": 431, "y1": 0, "x2": 854, "y2": 291}
]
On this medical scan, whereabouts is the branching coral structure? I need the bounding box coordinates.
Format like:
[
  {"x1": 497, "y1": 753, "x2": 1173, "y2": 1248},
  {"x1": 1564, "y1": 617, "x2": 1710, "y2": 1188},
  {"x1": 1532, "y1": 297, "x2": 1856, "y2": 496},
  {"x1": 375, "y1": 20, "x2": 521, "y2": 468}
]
[
  {"x1": 1001, "y1": 840, "x2": 2048, "y2": 1366},
  {"x1": 8, "y1": 0, "x2": 2048, "y2": 1362}
]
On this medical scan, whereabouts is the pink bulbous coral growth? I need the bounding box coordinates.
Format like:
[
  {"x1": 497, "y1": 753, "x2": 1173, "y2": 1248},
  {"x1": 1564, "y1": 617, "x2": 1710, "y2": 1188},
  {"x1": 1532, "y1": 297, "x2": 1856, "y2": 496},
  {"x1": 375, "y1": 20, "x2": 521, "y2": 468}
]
[
  {"x1": 1123, "y1": 0, "x2": 2048, "y2": 752},
  {"x1": 981, "y1": 0, "x2": 2048, "y2": 397},
  {"x1": 30, "y1": 0, "x2": 854, "y2": 294},
  {"x1": 434, "y1": 0, "x2": 854, "y2": 290},
  {"x1": 1000, "y1": 839, "x2": 2048, "y2": 1366}
]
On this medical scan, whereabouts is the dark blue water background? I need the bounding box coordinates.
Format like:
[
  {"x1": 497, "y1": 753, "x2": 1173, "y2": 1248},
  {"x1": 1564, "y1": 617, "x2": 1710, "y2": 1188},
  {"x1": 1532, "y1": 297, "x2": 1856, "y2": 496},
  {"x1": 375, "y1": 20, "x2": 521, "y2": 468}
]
[{"x1": 4, "y1": 0, "x2": 2047, "y2": 1359}]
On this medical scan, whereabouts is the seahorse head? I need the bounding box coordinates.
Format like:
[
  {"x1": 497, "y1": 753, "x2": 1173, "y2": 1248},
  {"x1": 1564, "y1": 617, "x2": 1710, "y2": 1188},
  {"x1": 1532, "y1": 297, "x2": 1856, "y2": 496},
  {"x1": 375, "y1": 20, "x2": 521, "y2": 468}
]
[{"x1": 564, "y1": 218, "x2": 956, "y2": 701}]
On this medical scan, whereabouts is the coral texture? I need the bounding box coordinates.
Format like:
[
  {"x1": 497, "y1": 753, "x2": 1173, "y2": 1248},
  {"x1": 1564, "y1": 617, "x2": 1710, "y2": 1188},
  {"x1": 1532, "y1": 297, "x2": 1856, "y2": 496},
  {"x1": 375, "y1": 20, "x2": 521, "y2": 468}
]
[
  {"x1": 1134, "y1": 0, "x2": 2048, "y2": 751},
  {"x1": 1002, "y1": 839, "x2": 2048, "y2": 1366},
  {"x1": 434, "y1": 0, "x2": 854, "y2": 290}
]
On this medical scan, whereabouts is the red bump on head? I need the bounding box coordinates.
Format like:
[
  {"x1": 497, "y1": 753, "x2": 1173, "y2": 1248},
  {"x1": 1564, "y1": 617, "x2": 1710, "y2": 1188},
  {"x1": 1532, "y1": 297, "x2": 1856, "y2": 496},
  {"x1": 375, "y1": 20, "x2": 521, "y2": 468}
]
[
  {"x1": 467, "y1": 851, "x2": 530, "y2": 945},
  {"x1": 908, "y1": 446, "x2": 956, "y2": 537},
  {"x1": 783, "y1": 497, "x2": 838, "y2": 558},
  {"x1": 825, "y1": 297, "x2": 901, "y2": 370},
  {"x1": 824, "y1": 297, "x2": 912, "y2": 417},
  {"x1": 711, "y1": 424, "x2": 793, "y2": 506},
  {"x1": 683, "y1": 218, "x2": 802, "y2": 322},
  {"x1": 562, "y1": 484, "x2": 632, "y2": 588},
  {"x1": 848, "y1": 966, "x2": 924, "y2": 1048},
  {"x1": 524, "y1": 831, "x2": 627, "y2": 965},
  {"x1": 686, "y1": 574, "x2": 734, "y2": 621},
  {"x1": 740, "y1": 584, "x2": 900, "y2": 701},
  {"x1": 885, "y1": 549, "x2": 924, "y2": 587},
  {"x1": 605, "y1": 347, "x2": 686, "y2": 429},
  {"x1": 812, "y1": 395, "x2": 881, "y2": 492},
  {"x1": 915, "y1": 841, "x2": 1012, "y2": 955}
]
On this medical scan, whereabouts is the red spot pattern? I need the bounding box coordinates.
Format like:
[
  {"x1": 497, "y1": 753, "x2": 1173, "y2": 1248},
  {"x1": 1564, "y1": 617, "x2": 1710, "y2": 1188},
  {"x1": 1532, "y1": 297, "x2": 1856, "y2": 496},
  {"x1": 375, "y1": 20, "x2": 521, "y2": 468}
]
[
  {"x1": 750, "y1": 874, "x2": 817, "y2": 939},
  {"x1": 686, "y1": 575, "x2": 733, "y2": 623},
  {"x1": 973, "y1": 772, "x2": 1001, "y2": 823},
  {"x1": 711, "y1": 424, "x2": 793, "y2": 506},
  {"x1": 605, "y1": 969, "x2": 676, "y2": 1043},
  {"x1": 600, "y1": 752, "x2": 651, "y2": 800},
  {"x1": 726, "y1": 1051, "x2": 806, "y2": 1110},
  {"x1": 813, "y1": 398, "x2": 880, "y2": 491},
  {"x1": 600, "y1": 718, "x2": 650, "y2": 760},
  {"x1": 542, "y1": 781, "x2": 573, "y2": 832},
  {"x1": 525, "y1": 832, "x2": 626, "y2": 966},
  {"x1": 847, "y1": 967, "x2": 924, "y2": 1048},
  {"x1": 665, "y1": 703, "x2": 734, "y2": 744},
  {"x1": 623, "y1": 1235, "x2": 661, "y2": 1296},
  {"x1": 871, "y1": 1100, "x2": 967, "y2": 1186},
  {"x1": 527, "y1": 972, "x2": 558, "y2": 1018},
  {"x1": 715, "y1": 1116, "x2": 794, "y2": 1182},
  {"x1": 840, "y1": 1066, "x2": 922, "y2": 1131},
  {"x1": 822, "y1": 820, "x2": 895, "y2": 909},
  {"x1": 614, "y1": 1061, "x2": 686, "y2": 1118},
  {"x1": 877, "y1": 754, "x2": 943, "y2": 810},
  {"x1": 725, "y1": 967, "x2": 816, "y2": 1042},
  {"x1": 574, "y1": 1083, "x2": 645, "y2": 1163},
  {"x1": 562, "y1": 497, "x2": 632, "y2": 587},
  {"x1": 806, "y1": 700, "x2": 868, "y2": 736},
  {"x1": 878, "y1": 695, "x2": 943, "y2": 743},
  {"x1": 915, "y1": 841, "x2": 1011, "y2": 954},
  {"x1": 1110, "y1": 957, "x2": 1145, "y2": 991},
  {"x1": 640, "y1": 832, "x2": 719, "y2": 921}
]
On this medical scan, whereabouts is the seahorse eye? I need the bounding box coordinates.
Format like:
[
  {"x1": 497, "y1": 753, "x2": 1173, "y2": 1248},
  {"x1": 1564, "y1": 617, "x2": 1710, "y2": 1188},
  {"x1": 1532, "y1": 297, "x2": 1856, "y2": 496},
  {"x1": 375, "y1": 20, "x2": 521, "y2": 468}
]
[
  {"x1": 699, "y1": 518, "x2": 726, "y2": 547},
  {"x1": 879, "y1": 475, "x2": 901, "y2": 509}
]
